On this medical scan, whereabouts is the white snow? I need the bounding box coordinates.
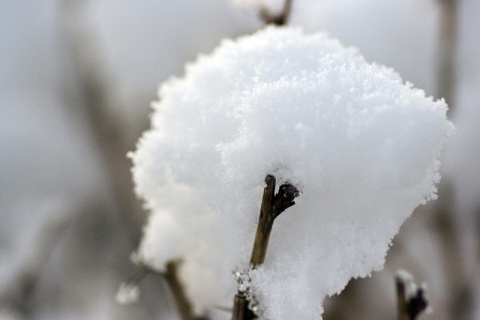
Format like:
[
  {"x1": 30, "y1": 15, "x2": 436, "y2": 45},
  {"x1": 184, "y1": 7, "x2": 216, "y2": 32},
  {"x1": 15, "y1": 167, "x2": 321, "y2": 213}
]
[
  {"x1": 131, "y1": 26, "x2": 453, "y2": 319},
  {"x1": 116, "y1": 282, "x2": 140, "y2": 305}
]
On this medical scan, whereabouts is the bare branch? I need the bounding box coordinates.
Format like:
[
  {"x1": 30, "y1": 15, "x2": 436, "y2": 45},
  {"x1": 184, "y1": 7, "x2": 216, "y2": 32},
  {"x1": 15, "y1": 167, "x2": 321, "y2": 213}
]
[
  {"x1": 232, "y1": 175, "x2": 299, "y2": 320},
  {"x1": 0, "y1": 209, "x2": 70, "y2": 317},
  {"x1": 162, "y1": 261, "x2": 208, "y2": 320},
  {"x1": 395, "y1": 271, "x2": 428, "y2": 320},
  {"x1": 436, "y1": 0, "x2": 457, "y2": 110},
  {"x1": 232, "y1": 293, "x2": 256, "y2": 320},
  {"x1": 250, "y1": 175, "x2": 299, "y2": 266},
  {"x1": 260, "y1": 0, "x2": 293, "y2": 26},
  {"x1": 249, "y1": 175, "x2": 276, "y2": 267}
]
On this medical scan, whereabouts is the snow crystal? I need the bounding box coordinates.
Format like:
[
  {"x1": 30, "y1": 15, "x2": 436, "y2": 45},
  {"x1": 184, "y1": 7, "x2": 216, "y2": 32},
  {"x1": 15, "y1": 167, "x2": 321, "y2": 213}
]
[
  {"x1": 396, "y1": 269, "x2": 418, "y2": 298},
  {"x1": 116, "y1": 282, "x2": 140, "y2": 305},
  {"x1": 130, "y1": 27, "x2": 453, "y2": 319},
  {"x1": 396, "y1": 269, "x2": 432, "y2": 315}
]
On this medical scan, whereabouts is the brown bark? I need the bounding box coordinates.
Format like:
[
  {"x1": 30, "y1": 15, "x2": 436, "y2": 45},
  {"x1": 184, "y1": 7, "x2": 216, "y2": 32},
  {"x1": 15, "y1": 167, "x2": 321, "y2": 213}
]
[
  {"x1": 233, "y1": 175, "x2": 299, "y2": 320},
  {"x1": 163, "y1": 261, "x2": 207, "y2": 320},
  {"x1": 395, "y1": 273, "x2": 428, "y2": 320}
]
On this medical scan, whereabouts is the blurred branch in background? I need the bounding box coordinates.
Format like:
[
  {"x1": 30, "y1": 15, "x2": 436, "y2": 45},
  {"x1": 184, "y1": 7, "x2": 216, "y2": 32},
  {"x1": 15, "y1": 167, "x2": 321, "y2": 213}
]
[
  {"x1": 433, "y1": 1, "x2": 476, "y2": 319},
  {"x1": 395, "y1": 270, "x2": 429, "y2": 320},
  {"x1": 59, "y1": 0, "x2": 146, "y2": 236},
  {"x1": 0, "y1": 206, "x2": 71, "y2": 318},
  {"x1": 260, "y1": 0, "x2": 292, "y2": 26},
  {"x1": 431, "y1": 182, "x2": 474, "y2": 319},
  {"x1": 163, "y1": 261, "x2": 210, "y2": 320},
  {"x1": 436, "y1": 0, "x2": 457, "y2": 110},
  {"x1": 56, "y1": 1, "x2": 174, "y2": 318}
]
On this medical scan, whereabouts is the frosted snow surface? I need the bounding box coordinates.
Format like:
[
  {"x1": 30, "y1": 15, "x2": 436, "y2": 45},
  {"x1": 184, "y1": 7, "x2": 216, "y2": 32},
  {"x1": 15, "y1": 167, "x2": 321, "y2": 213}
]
[{"x1": 131, "y1": 27, "x2": 453, "y2": 319}]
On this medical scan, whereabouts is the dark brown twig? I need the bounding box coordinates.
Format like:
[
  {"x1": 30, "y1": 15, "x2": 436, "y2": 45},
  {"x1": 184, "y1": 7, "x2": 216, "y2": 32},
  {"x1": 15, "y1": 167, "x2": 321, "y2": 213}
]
[
  {"x1": 0, "y1": 210, "x2": 71, "y2": 317},
  {"x1": 250, "y1": 175, "x2": 298, "y2": 266},
  {"x1": 232, "y1": 293, "x2": 256, "y2": 320},
  {"x1": 232, "y1": 175, "x2": 299, "y2": 320},
  {"x1": 249, "y1": 175, "x2": 276, "y2": 267},
  {"x1": 260, "y1": 0, "x2": 293, "y2": 26},
  {"x1": 395, "y1": 271, "x2": 428, "y2": 320},
  {"x1": 436, "y1": 0, "x2": 457, "y2": 111}
]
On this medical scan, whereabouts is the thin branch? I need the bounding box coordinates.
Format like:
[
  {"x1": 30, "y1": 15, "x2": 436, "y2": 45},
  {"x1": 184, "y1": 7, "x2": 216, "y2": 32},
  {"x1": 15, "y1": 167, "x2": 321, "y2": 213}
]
[
  {"x1": 260, "y1": 0, "x2": 293, "y2": 26},
  {"x1": 59, "y1": 0, "x2": 146, "y2": 232},
  {"x1": 232, "y1": 293, "x2": 256, "y2": 320},
  {"x1": 395, "y1": 271, "x2": 428, "y2": 320},
  {"x1": 0, "y1": 210, "x2": 71, "y2": 317},
  {"x1": 162, "y1": 261, "x2": 208, "y2": 320},
  {"x1": 233, "y1": 175, "x2": 299, "y2": 320},
  {"x1": 436, "y1": 0, "x2": 457, "y2": 111},
  {"x1": 396, "y1": 275, "x2": 409, "y2": 320},
  {"x1": 250, "y1": 175, "x2": 298, "y2": 266},
  {"x1": 249, "y1": 175, "x2": 276, "y2": 266}
]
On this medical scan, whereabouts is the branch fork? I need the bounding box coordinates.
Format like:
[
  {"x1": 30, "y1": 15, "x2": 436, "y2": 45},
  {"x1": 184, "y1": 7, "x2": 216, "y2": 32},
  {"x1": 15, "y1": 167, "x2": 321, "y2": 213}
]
[
  {"x1": 250, "y1": 175, "x2": 299, "y2": 266},
  {"x1": 396, "y1": 270, "x2": 429, "y2": 320},
  {"x1": 233, "y1": 175, "x2": 299, "y2": 320}
]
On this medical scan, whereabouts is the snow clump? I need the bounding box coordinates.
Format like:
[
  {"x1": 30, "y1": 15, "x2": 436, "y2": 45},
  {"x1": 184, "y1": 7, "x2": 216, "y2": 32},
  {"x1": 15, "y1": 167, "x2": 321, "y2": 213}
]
[{"x1": 130, "y1": 26, "x2": 454, "y2": 319}]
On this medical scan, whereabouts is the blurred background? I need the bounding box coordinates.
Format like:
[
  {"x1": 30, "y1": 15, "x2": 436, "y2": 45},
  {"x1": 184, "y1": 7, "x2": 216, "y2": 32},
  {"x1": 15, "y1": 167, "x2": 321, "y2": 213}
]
[{"x1": 0, "y1": 0, "x2": 478, "y2": 319}]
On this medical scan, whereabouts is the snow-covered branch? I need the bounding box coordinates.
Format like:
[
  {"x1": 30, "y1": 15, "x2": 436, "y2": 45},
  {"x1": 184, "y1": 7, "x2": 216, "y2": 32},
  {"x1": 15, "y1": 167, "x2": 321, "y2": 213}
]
[
  {"x1": 396, "y1": 270, "x2": 429, "y2": 320},
  {"x1": 131, "y1": 26, "x2": 453, "y2": 319},
  {"x1": 250, "y1": 175, "x2": 299, "y2": 267}
]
